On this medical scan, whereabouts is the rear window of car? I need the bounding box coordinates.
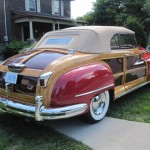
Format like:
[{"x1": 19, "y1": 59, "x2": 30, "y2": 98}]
[{"x1": 45, "y1": 38, "x2": 73, "y2": 45}]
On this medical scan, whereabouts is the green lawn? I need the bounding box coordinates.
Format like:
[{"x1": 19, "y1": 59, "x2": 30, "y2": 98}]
[
  {"x1": 107, "y1": 84, "x2": 150, "y2": 123},
  {"x1": 0, "y1": 113, "x2": 91, "y2": 150}
]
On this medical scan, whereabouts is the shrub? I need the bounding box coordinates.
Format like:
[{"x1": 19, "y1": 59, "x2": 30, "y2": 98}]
[
  {"x1": 3, "y1": 41, "x2": 28, "y2": 59},
  {"x1": 125, "y1": 17, "x2": 147, "y2": 47}
]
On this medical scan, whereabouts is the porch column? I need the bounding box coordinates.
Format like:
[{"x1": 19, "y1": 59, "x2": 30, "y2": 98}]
[
  {"x1": 57, "y1": 22, "x2": 60, "y2": 30},
  {"x1": 21, "y1": 24, "x2": 24, "y2": 41},
  {"x1": 29, "y1": 20, "x2": 34, "y2": 39},
  {"x1": 53, "y1": 22, "x2": 55, "y2": 31}
]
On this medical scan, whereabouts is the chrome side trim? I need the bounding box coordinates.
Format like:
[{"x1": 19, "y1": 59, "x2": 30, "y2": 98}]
[
  {"x1": 75, "y1": 84, "x2": 114, "y2": 97},
  {"x1": 133, "y1": 60, "x2": 145, "y2": 66},
  {"x1": 0, "y1": 97, "x2": 88, "y2": 121},
  {"x1": 116, "y1": 81, "x2": 150, "y2": 99}
]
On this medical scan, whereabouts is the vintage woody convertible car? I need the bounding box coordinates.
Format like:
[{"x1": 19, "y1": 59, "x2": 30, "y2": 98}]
[{"x1": 0, "y1": 26, "x2": 150, "y2": 123}]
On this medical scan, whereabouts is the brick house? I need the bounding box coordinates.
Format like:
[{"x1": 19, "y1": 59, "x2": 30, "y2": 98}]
[{"x1": 0, "y1": 0, "x2": 81, "y2": 45}]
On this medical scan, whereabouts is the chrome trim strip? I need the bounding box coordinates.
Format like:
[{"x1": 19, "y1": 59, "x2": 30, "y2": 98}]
[
  {"x1": 0, "y1": 97, "x2": 87, "y2": 121},
  {"x1": 116, "y1": 81, "x2": 150, "y2": 99},
  {"x1": 35, "y1": 96, "x2": 43, "y2": 121},
  {"x1": 75, "y1": 84, "x2": 114, "y2": 98},
  {"x1": 8, "y1": 63, "x2": 26, "y2": 72}
]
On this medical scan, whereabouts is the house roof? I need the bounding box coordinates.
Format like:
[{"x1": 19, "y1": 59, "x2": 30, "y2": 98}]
[
  {"x1": 34, "y1": 26, "x2": 135, "y2": 53},
  {"x1": 11, "y1": 10, "x2": 85, "y2": 24}
]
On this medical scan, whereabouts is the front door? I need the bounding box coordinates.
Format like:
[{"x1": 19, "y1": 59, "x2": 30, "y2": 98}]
[
  {"x1": 110, "y1": 33, "x2": 147, "y2": 98},
  {"x1": 125, "y1": 50, "x2": 147, "y2": 91}
]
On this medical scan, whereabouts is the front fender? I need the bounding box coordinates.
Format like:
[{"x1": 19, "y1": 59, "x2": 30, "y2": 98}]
[{"x1": 51, "y1": 63, "x2": 114, "y2": 108}]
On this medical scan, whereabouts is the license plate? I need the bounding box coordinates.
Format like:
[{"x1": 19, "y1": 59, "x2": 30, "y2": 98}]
[{"x1": 5, "y1": 72, "x2": 18, "y2": 84}]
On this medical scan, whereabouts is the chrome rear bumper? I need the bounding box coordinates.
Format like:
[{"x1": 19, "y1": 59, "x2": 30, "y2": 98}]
[{"x1": 0, "y1": 97, "x2": 88, "y2": 121}]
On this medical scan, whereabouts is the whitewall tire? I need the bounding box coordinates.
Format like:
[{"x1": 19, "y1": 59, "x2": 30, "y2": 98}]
[{"x1": 85, "y1": 90, "x2": 110, "y2": 123}]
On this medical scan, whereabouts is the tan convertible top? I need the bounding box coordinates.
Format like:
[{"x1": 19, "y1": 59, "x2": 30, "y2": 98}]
[{"x1": 34, "y1": 26, "x2": 135, "y2": 53}]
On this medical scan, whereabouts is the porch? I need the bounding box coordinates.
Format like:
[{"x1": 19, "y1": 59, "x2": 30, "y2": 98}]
[{"x1": 11, "y1": 10, "x2": 79, "y2": 41}]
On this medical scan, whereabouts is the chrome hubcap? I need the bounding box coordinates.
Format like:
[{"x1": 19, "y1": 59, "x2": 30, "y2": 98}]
[{"x1": 92, "y1": 93, "x2": 106, "y2": 115}]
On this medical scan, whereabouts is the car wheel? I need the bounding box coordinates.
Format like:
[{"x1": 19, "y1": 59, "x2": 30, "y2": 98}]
[{"x1": 85, "y1": 90, "x2": 110, "y2": 123}]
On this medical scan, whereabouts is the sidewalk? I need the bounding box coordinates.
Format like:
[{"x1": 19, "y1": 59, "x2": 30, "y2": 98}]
[{"x1": 44, "y1": 117, "x2": 150, "y2": 150}]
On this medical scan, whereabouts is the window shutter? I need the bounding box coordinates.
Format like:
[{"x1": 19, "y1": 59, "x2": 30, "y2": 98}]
[
  {"x1": 37, "y1": 0, "x2": 41, "y2": 12},
  {"x1": 25, "y1": 0, "x2": 29, "y2": 11}
]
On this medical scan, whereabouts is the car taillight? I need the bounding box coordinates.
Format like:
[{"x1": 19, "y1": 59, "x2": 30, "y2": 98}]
[{"x1": 39, "y1": 72, "x2": 53, "y2": 87}]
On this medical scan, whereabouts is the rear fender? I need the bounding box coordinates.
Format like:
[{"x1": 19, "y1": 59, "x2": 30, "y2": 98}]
[{"x1": 51, "y1": 63, "x2": 114, "y2": 109}]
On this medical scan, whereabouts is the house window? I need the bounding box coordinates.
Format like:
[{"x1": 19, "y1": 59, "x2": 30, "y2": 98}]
[
  {"x1": 29, "y1": 0, "x2": 36, "y2": 11},
  {"x1": 52, "y1": 0, "x2": 64, "y2": 16},
  {"x1": 25, "y1": 0, "x2": 36, "y2": 12}
]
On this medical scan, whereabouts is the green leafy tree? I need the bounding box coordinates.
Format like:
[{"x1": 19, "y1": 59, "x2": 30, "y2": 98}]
[
  {"x1": 144, "y1": 0, "x2": 150, "y2": 16},
  {"x1": 92, "y1": 0, "x2": 122, "y2": 25},
  {"x1": 125, "y1": 17, "x2": 147, "y2": 47},
  {"x1": 80, "y1": 0, "x2": 149, "y2": 43},
  {"x1": 77, "y1": 12, "x2": 94, "y2": 25},
  {"x1": 83, "y1": 0, "x2": 149, "y2": 25}
]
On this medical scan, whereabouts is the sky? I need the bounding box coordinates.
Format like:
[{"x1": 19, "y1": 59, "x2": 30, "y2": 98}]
[{"x1": 71, "y1": 0, "x2": 96, "y2": 19}]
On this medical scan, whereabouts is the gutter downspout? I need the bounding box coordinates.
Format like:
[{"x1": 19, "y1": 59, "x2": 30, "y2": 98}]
[{"x1": 3, "y1": 0, "x2": 8, "y2": 45}]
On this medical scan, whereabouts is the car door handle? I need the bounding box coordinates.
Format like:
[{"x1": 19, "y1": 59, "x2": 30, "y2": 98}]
[{"x1": 133, "y1": 60, "x2": 145, "y2": 66}]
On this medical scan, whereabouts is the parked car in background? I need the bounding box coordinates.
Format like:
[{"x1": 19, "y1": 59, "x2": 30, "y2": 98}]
[{"x1": 0, "y1": 26, "x2": 150, "y2": 123}]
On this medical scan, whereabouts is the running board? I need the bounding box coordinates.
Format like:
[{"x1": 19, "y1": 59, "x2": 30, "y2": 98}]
[{"x1": 116, "y1": 81, "x2": 150, "y2": 99}]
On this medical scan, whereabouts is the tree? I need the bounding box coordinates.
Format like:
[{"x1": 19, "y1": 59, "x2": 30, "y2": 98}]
[
  {"x1": 81, "y1": 0, "x2": 149, "y2": 25},
  {"x1": 144, "y1": 0, "x2": 150, "y2": 16},
  {"x1": 92, "y1": 0, "x2": 122, "y2": 25},
  {"x1": 80, "y1": 0, "x2": 149, "y2": 43},
  {"x1": 77, "y1": 12, "x2": 94, "y2": 25},
  {"x1": 125, "y1": 17, "x2": 147, "y2": 47}
]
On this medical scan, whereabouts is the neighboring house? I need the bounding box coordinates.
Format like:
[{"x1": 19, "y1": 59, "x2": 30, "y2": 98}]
[{"x1": 0, "y1": 0, "x2": 81, "y2": 44}]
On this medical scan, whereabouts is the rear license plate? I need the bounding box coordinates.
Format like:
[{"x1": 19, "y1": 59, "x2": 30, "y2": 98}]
[{"x1": 5, "y1": 72, "x2": 18, "y2": 84}]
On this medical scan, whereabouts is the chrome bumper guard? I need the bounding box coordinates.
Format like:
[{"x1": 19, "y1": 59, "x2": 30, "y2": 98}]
[{"x1": 0, "y1": 96, "x2": 88, "y2": 121}]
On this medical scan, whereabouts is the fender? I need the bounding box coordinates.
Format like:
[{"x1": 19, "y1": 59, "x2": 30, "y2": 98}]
[{"x1": 51, "y1": 63, "x2": 114, "y2": 109}]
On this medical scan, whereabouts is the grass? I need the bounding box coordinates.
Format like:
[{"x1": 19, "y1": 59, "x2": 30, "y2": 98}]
[
  {"x1": 0, "y1": 113, "x2": 91, "y2": 150},
  {"x1": 107, "y1": 84, "x2": 150, "y2": 123}
]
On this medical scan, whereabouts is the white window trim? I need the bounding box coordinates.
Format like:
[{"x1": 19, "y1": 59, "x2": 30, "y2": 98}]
[
  {"x1": 61, "y1": 1, "x2": 64, "y2": 16},
  {"x1": 37, "y1": 0, "x2": 41, "y2": 12},
  {"x1": 25, "y1": 0, "x2": 30, "y2": 11}
]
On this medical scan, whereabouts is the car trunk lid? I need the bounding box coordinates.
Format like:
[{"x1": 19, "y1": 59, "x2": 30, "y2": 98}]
[{"x1": 0, "y1": 49, "x2": 68, "y2": 105}]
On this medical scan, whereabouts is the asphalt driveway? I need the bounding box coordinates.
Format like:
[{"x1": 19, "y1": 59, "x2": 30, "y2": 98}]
[{"x1": 43, "y1": 117, "x2": 150, "y2": 150}]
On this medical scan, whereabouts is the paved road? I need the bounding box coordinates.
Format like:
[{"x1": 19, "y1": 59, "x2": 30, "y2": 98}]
[{"x1": 43, "y1": 117, "x2": 150, "y2": 150}]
